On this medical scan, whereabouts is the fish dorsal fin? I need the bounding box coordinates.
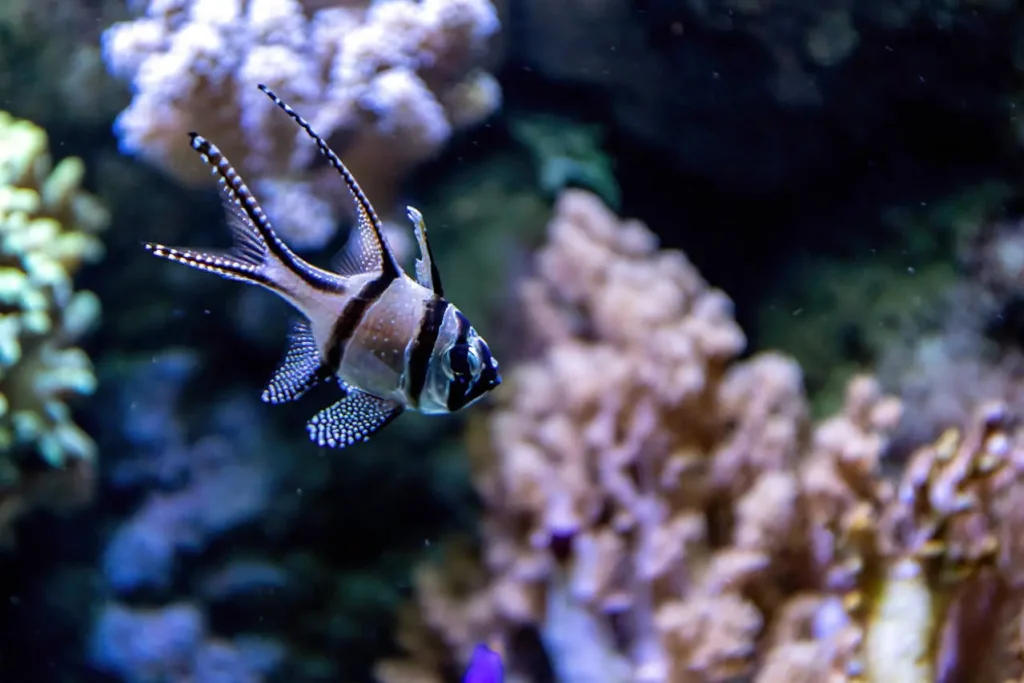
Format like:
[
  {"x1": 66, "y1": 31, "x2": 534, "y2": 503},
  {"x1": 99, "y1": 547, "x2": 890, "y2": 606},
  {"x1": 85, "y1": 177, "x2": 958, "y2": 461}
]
[
  {"x1": 407, "y1": 206, "x2": 444, "y2": 297},
  {"x1": 257, "y1": 84, "x2": 400, "y2": 280},
  {"x1": 261, "y1": 318, "x2": 330, "y2": 404},
  {"x1": 306, "y1": 382, "x2": 404, "y2": 448}
]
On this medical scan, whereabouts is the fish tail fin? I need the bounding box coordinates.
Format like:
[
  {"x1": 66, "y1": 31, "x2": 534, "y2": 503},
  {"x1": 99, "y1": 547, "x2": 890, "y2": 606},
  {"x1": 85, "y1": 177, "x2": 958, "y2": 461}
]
[
  {"x1": 181, "y1": 132, "x2": 343, "y2": 299},
  {"x1": 144, "y1": 132, "x2": 278, "y2": 288},
  {"x1": 143, "y1": 242, "x2": 272, "y2": 288},
  {"x1": 188, "y1": 132, "x2": 277, "y2": 265}
]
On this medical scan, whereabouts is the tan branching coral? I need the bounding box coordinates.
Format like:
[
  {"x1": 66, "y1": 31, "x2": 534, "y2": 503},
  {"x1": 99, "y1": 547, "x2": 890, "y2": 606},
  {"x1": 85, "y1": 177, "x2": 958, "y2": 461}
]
[
  {"x1": 0, "y1": 110, "x2": 107, "y2": 543},
  {"x1": 378, "y1": 190, "x2": 1024, "y2": 683},
  {"x1": 379, "y1": 189, "x2": 810, "y2": 681}
]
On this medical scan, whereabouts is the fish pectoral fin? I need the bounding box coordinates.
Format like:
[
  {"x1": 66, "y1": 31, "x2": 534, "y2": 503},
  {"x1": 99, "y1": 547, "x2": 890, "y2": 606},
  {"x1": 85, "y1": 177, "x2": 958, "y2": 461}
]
[
  {"x1": 261, "y1": 318, "x2": 329, "y2": 404},
  {"x1": 306, "y1": 387, "x2": 404, "y2": 448},
  {"x1": 407, "y1": 206, "x2": 444, "y2": 297}
]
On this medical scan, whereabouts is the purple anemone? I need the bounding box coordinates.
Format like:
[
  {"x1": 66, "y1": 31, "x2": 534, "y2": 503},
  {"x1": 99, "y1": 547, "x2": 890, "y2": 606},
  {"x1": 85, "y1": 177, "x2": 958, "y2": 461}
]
[{"x1": 463, "y1": 643, "x2": 503, "y2": 683}]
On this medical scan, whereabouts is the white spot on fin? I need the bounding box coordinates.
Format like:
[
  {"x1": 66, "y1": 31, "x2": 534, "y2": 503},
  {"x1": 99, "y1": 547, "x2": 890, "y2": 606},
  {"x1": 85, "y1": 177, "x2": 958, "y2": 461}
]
[
  {"x1": 261, "y1": 318, "x2": 325, "y2": 404},
  {"x1": 306, "y1": 383, "x2": 403, "y2": 448}
]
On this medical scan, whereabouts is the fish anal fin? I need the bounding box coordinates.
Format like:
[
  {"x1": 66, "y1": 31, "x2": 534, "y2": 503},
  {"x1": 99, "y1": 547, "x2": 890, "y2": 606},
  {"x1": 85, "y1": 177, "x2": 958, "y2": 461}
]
[
  {"x1": 261, "y1": 318, "x2": 328, "y2": 404},
  {"x1": 306, "y1": 386, "x2": 403, "y2": 448},
  {"x1": 407, "y1": 206, "x2": 443, "y2": 297}
]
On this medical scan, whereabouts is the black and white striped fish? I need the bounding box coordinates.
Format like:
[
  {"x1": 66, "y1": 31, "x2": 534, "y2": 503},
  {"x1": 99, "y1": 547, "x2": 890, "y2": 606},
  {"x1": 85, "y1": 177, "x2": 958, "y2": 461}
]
[{"x1": 145, "y1": 84, "x2": 501, "y2": 448}]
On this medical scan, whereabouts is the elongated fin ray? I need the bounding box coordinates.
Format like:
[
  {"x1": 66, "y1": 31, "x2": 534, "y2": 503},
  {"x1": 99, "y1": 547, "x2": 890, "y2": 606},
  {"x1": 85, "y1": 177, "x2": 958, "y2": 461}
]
[
  {"x1": 261, "y1": 318, "x2": 329, "y2": 404},
  {"x1": 143, "y1": 243, "x2": 272, "y2": 287},
  {"x1": 407, "y1": 206, "x2": 443, "y2": 296},
  {"x1": 306, "y1": 384, "x2": 404, "y2": 448},
  {"x1": 257, "y1": 84, "x2": 400, "y2": 279}
]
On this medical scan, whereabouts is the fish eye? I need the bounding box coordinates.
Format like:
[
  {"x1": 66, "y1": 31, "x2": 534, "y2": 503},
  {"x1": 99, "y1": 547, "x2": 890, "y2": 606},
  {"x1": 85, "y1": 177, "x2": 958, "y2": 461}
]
[
  {"x1": 444, "y1": 344, "x2": 480, "y2": 381},
  {"x1": 468, "y1": 344, "x2": 483, "y2": 375}
]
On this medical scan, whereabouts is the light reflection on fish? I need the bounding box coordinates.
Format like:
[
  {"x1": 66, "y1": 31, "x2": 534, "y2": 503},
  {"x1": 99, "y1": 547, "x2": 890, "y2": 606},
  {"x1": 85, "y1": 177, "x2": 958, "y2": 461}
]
[{"x1": 145, "y1": 84, "x2": 501, "y2": 448}]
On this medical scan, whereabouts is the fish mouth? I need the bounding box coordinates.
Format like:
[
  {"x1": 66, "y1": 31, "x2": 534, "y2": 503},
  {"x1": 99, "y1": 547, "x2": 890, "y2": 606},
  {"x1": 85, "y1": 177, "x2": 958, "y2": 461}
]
[{"x1": 481, "y1": 364, "x2": 501, "y2": 390}]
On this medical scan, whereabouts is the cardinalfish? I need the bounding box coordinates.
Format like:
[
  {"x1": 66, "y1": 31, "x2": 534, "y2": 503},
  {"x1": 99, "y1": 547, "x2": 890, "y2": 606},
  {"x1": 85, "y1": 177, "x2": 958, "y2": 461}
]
[{"x1": 145, "y1": 84, "x2": 501, "y2": 448}]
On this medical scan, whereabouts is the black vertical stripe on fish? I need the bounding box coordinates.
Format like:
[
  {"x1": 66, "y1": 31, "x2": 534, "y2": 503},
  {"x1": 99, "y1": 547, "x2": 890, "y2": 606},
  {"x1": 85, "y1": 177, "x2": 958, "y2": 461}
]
[
  {"x1": 446, "y1": 311, "x2": 473, "y2": 412},
  {"x1": 407, "y1": 297, "x2": 448, "y2": 405},
  {"x1": 257, "y1": 84, "x2": 401, "y2": 281},
  {"x1": 324, "y1": 273, "x2": 398, "y2": 371},
  {"x1": 187, "y1": 133, "x2": 344, "y2": 293}
]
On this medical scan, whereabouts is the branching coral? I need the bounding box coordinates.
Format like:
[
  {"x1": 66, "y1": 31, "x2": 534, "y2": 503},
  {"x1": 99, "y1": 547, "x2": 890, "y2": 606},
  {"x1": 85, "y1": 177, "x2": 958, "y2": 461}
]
[
  {"x1": 101, "y1": 0, "x2": 501, "y2": 249},
  {"x1": 377, "y1": 190, "x2": 1024, "y2": 683},
  {"x1": 0, "y1": 110, "x2": 107, "y2": 466},
  {"x1": 0, "y1": 110, "x2": 107, "y2": 544}
]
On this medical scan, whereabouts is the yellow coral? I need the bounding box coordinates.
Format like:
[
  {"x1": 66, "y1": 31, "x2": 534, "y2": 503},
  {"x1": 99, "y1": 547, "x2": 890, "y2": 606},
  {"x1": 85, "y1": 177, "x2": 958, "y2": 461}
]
[{"x1": 0, "y1": 110, "x2": 107, "y2": 471}]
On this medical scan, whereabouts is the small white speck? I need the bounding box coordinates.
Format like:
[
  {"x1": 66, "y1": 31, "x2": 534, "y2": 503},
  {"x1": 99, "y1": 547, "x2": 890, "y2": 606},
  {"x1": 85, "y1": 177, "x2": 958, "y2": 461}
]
[
  {"x1": 792, "y1": 308, "x2": 803, "y2": 316},
  {"x1": 907, "y1": 267, "x2": 915, "y2": 274},
  {"x1": 296, "y1": 488, "x2": 303, "y2": 496}
]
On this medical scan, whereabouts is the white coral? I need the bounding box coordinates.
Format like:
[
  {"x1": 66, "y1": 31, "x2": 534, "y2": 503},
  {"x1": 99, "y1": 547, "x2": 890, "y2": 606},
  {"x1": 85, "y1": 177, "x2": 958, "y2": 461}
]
[{"x1": 102, "y1": 0, "x2": 502, "y2": 250}]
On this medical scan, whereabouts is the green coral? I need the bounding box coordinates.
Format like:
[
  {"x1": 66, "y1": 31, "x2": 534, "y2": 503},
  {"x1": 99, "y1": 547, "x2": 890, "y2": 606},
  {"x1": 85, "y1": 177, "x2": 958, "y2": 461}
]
[
  {"x1": 0, "y1": 110, "x2": 107, "y2": 471},
  {"x1": 510, "y1": 113, "x2": 621, "y2": 211}
]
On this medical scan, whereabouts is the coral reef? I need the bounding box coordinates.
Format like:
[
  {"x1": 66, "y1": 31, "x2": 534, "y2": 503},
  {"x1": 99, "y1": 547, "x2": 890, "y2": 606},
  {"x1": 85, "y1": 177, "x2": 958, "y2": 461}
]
[
  {"x1": 90, "y1": 601, "x2": 285, "y2": 683},
  {"x1": 88, "y1": 343, "x2": 476, "y2": 682},
  {"x1": 89, "y1": 350, "x2": 309, "y2": 681},
  {"x1": 101, "y1": 0, "x2": 502, "y2": 249},
  {"x1": 376, "y1": 190, "x2": 1024, "y2": 682},
  {"x1": 0, "y1": 109, "x2": 107, "y2": 544}
]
